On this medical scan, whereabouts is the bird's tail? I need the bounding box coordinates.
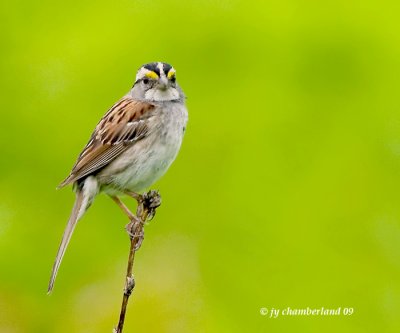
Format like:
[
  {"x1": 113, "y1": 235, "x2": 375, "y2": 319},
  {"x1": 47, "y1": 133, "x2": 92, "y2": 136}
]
[{"x1": 48, "y1": 178, "x2": 97, "y2": 293}]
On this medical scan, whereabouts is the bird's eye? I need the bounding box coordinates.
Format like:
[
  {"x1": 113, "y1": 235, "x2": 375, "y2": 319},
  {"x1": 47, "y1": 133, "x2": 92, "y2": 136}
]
[{"x1": 143, "y1": 78, "x2": 149, "y2": 84}]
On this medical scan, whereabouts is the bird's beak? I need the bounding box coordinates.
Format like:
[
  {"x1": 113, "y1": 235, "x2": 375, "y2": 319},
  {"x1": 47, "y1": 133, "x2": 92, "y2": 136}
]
[{"x1": 158, "y1": 77, "x2": 168, "y2": 91}]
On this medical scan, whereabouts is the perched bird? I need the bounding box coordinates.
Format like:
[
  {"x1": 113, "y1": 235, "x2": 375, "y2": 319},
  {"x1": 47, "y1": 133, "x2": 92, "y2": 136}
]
[{"x1": 48, "y1": 62, "x2": 188, "y2": 292}]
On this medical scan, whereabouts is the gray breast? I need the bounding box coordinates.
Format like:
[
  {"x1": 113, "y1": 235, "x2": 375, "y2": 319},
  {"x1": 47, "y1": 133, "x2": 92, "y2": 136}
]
[{"x1": 100, "y1": 101, "x2": 188, "y2": 193}]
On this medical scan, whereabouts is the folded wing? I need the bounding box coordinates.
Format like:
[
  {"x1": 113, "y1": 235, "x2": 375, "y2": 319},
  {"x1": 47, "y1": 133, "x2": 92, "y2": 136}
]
[{"x1": 59, "y1": 97, "x2": 155, "y2": 188}]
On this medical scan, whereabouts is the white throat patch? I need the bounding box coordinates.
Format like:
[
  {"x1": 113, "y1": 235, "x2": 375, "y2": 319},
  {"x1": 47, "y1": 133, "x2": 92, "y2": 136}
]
[{"x1": 145, "y1": 87, "x2": 180, "y2": 101}]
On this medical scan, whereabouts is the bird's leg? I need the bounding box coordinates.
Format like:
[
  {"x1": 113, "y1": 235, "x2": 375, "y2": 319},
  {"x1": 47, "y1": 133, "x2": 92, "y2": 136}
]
[
  {"x1": 111, "y1": 196, "x2": 136, "y2": 220},
  {"x1": 124, "y1": 191, "x2": 143, "y2": 202},
  {"x1": 110, "y1": 196, "x2": 144, "y2": 250}
]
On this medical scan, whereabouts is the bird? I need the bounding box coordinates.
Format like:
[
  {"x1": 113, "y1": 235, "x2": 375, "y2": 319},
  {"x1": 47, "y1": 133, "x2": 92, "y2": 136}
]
[{"x1": 48, "y1": 62, "x2": 188, "y2": 293}]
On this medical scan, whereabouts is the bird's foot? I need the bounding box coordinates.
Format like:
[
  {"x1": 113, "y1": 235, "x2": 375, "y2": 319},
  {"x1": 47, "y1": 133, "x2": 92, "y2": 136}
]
[
  {"x1": 124, "y1": 190, "x2": 161, "y2": 250},
  {"x1": 137, "y1": 190, "x2": 162, "y2": 221},
  {"x1": 125, "y1": 217, "x2": 144, "y2": 250}
]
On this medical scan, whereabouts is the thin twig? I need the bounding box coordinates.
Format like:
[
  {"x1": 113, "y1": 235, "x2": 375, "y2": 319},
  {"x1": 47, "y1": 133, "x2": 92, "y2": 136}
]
[{"x1": 113, "y1": 190, "x2": 161, "y2": 333}]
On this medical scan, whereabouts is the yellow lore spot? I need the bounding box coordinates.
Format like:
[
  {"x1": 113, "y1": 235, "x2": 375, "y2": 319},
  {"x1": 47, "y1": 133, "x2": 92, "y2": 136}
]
[
  {"x1": 167, "y1": 70, "x2": 176, "y2": 79},
  {"x1": 145, "y1": 71, "x2": 159, "y2": 79}
]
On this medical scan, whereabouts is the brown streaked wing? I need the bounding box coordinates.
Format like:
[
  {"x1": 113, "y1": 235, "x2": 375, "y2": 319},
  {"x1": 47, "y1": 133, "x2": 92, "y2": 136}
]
[{"x1": 58, "y1": 97, "x2": 155, "y2": 188}]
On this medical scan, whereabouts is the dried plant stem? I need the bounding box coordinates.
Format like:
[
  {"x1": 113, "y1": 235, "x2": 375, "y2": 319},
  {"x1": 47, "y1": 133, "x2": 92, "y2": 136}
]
[
  {"x1": 113, "y1": 190, "x2": 161, "y2": 333},
  {"x1": 114, "y1": 237, "x2": 137, "y2": 333}
]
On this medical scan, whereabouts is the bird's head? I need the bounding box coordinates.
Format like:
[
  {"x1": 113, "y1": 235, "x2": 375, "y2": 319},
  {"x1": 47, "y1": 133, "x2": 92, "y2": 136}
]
[{"x1": 131, "y1": 62, "x2": 183, "y2": 102}]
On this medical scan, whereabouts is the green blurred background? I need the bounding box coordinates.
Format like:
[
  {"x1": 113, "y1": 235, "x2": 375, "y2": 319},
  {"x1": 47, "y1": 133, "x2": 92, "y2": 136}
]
[{"x1": 1, "y1": 0, "x2": 400, "y2": 332}]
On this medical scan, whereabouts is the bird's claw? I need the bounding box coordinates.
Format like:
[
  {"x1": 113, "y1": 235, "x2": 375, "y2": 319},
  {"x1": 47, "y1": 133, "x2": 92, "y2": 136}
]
[
  {"x1": 125, "y1": 217, "x2": 144, "y2": 250},
  {"x1": 124, "y1": 190, "x2": 161, "y2": 250},
  {"x1": 139, "y1": 190, "x2": 162, "y2": 221}
]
